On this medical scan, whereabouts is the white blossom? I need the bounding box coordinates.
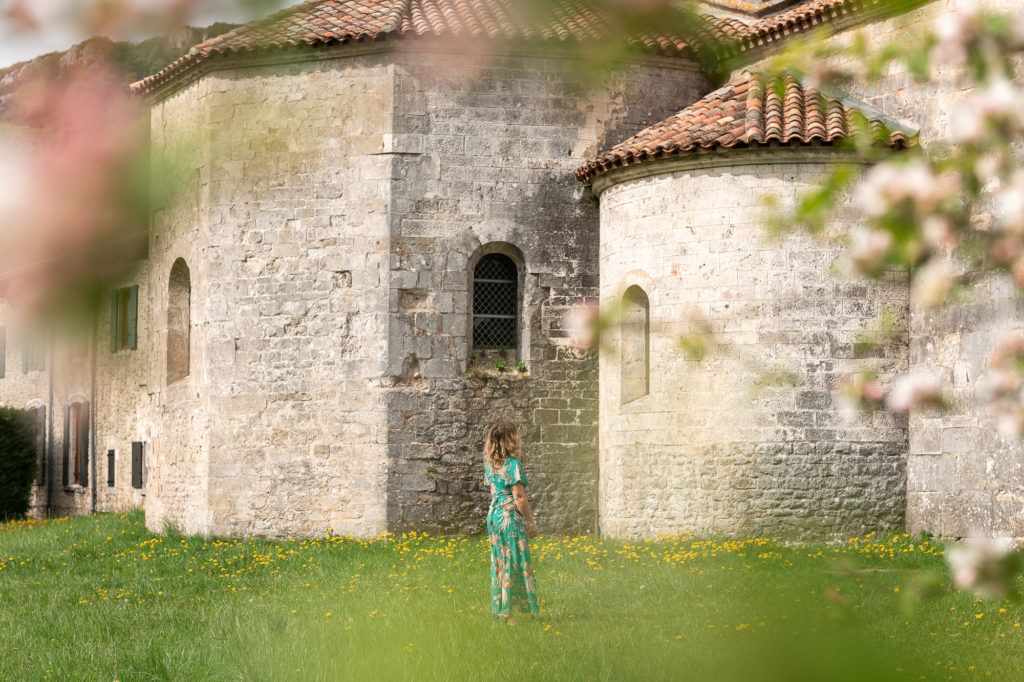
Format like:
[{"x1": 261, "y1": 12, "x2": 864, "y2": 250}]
[
  {"x1": 885, "y1": 372, "x2": 944, "y2": 412},
  {"x1": 911, "y1": 260, "x2": 954, "y2": 308}
]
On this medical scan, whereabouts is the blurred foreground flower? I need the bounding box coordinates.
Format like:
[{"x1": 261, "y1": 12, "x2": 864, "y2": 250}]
[
  {"x1": 885, "y1": 371, "x2": 945, "y2": 412},
  {"x1": 0, "y1": 63, "x2": 148, "y2": 320},
  {"x1": 981, "y1": 331, "x2": 1024, "y2": 437},
  {"x1": 839, "y1": 370, "x2": 887, "y2": 414},
  {"x1": 946, "y1": 536, "x2": 1024, "y2": 600},
  {"x1": 562, "y1": 302, "x2": 600, "y2": 350}
]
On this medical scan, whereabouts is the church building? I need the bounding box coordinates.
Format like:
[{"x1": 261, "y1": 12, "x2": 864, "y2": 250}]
[{"x1": 1, "y1": 0, "x2": 1019, "y2": 542}]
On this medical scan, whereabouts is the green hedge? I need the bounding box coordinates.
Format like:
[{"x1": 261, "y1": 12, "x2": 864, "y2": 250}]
[{"x1": 0, "y1": 407, "x2": 36, "y2": 520}]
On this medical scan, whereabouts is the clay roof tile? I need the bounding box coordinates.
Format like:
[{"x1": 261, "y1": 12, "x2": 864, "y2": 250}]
[{"x1": 574, "y1": 71, "x2": 916, "y2": 183}]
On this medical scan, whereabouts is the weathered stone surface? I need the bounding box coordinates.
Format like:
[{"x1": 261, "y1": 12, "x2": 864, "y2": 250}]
[{"x1": 596, "y1": 153, "x2": 909, "y2": 539}]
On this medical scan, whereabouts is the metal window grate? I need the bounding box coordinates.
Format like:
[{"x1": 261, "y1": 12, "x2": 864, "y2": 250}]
[{"x1": 473, "y1": 254, "x2": 517, "y2": 349}]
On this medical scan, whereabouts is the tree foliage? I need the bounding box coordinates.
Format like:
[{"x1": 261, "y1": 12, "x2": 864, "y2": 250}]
[{"x1": 0, "y1": 406, "x2": 37, "y2": 520}]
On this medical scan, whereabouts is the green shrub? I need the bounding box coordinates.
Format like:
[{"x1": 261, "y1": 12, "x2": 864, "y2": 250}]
[{"x1": 0, "y1": 407, "x2": 36, "y2": 520}]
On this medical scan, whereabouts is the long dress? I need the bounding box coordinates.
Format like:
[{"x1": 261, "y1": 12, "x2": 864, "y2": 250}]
[{"x1": 485, "y1": 457, "x2": 539, "y2": 615}]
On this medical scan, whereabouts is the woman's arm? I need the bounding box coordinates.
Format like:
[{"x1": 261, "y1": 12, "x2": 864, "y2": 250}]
[{"x1": 511, "y1": 483, "x2": 538, "y2": 537}]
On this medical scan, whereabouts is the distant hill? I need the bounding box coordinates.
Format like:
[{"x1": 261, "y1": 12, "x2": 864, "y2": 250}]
[{"x1": 0, "y1": 23, "x2": 239, "y2": 120}]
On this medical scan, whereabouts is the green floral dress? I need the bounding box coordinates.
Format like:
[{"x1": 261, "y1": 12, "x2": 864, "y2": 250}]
[{"x1": 485, "y1": 457, "x2": 539, "y2": 616}]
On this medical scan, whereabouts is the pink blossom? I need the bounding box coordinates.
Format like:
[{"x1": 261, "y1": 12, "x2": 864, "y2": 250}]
[
  {"x1": 910, "y1": 260, "x2": 954, "y2": 308},
  {"x1": 0, "y1": 64, "x2": 147, "y2": 318},
  {"x1": 923, "y1": 215, "x2": 958, "y2": 252},
  {"x1": 931, "y1": 1, "x2": 981, "y2": 65},
  {"x1": 885, "y1": 372, "x2": 945, "y2": 412},
  {"x1": 946, "y1": 537, "x2": 1018, "y2": 599},
  {"x1": 842, "y1": 227, "x2": 893, "y2": 276},
  {"x1": 562, "y1": 303, "x2": 599, "y2": 349}
]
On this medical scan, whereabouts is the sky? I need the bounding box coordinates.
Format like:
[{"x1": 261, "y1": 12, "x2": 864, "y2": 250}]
[{"x1": 0, "y1": 1, "x2": 290, "y2": 69}]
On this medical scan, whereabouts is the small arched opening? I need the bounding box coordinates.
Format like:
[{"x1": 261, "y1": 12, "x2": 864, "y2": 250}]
[
  {"x1": 620, "y1": 285, "x2": 649, "y2": 405},
  {"x1": 167, "y1": 258, "x2": 191, "y2": 384}
]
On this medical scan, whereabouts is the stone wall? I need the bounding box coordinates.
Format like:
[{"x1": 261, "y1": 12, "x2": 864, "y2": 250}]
[
  {"x1": 744, "y1": 0, "x2": 1024, "y2": 541},
  {"x1": 185, "y1": 53, "x2": 396, "y2": 538},
  {"x1": 383, "y1": 47, "x2": 707, "y2": 533},
  {"x1": 146, "y1": 76, "x2": 215, "y2": 535},
  {"x1": 0, "y1": 290, "x2": 151, "y2": 520},
  {"x1": 595, "y1": 151, "x2": 909, "y2": 539}
]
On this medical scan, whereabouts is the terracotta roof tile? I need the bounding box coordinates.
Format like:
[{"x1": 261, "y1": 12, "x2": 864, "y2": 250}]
[
  {"x1": 132, "y1": 0, "x2": 740, "y2": 96},
  {"x1": 132, "y1": 0, "x2": 918, "y2": 96},
  {"x1": 574, "y1": 71, "x2": 914, "y2": 183}
]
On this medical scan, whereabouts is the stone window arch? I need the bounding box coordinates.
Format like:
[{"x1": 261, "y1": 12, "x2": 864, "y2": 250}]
[
  {"x1": 620, "y1": 285, "x2": 649, "y2": 405},
  {"x1": 472, "y1": 252, "x2": 519, "y2": 352},
  {"x1": 167, "y1": 258, "x2": 191, "y2": 384}
]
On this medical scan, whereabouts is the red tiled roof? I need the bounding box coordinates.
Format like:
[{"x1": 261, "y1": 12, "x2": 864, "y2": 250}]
[
  {"x1": 131, "y1": 0, "x2": 741, "y2": 96},
  {"x1": 574, "y1": 72, "x2": 913, "y2": 183},
  {"x1": 730, "y1": 0, "x2": 924, "y2": 53},
  {"x1": 132, "y1": 0, "x2": 922, "y2": 96}
]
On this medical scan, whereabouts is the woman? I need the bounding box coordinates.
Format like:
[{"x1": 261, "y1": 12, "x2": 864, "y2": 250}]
[{"x1": 484, "y1": 420, "x2": 539, "y2": 618}]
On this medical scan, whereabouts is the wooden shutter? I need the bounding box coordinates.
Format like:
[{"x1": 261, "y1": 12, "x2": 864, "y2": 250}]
[
  {"x1": 36, "y1": 407, "x2": 46, "y2": 485},
  {"x1": 110, "y1": 291, "x2": 119, "y2": 352},
  {"x1": 77, "y1": 402, "x2": 90, "y2": 487},
  {"x1": 127, "y1": 285, "x2": 139, "y2": 350},
  {"x1": 0, "y1": 327, "x2": 5, "y2": 378},
  {"x1": 62, "y1": 405, "x2": 70, "y2": 486},
  {"x1": 131, "y1": 442, "x2": 143, "y2": 489},
  {"x1": 107, "y1": 450, "x2": 115, "y2": 487}
]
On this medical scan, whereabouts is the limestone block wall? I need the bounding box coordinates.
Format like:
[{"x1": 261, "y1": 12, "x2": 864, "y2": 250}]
[
  {"x1": 596, "y1": 151, "x2": 909, "y2": 539},
  {"x1": 383, "y1": 47, "x2": 708, "y2": 533},
  {"x1": 744, "y1": 0, "x2": 1024, "y2": 540},
  {"x1": 93, "y1": 265, "x2": 152, "y2": 515},
  {"x1": 1, "y1": 284, "x2": 153, "y2": 519},
  {"x1": 189, "y1": 54, "x2": 395, "y2": 538},
  {"x1": 147, "y1": 78, "x2": 215, "y2": 535}
]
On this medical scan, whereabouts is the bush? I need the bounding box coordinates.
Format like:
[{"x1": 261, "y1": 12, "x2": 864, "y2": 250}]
[{"x1": 0, "y1": 407, "x2": 36, "y2": 520}]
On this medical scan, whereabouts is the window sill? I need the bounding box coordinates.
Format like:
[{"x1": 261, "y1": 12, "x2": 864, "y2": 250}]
[
  {"x1": 464, "y1": 367, "x2": 531, "y2": 382},
  {"x1": 63, "y1": 485, "x2": 87, "y2": 494}
]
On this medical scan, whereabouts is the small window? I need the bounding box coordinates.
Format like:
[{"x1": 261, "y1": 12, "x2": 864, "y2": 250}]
[
  {"x1": 620, "y1": 286, "x2": 649, "y2": 405},
  {"x1": 110, "y1": 285, "x2": 139, "y2": 352},
  {"x1": 167, "y1": 259, "x2": 191, "y2": 384},
  {"x1": 63, "y1": 402, "x2": 89, "y2": 487},
  {"x1": 472, "y1": 254, "x2": 518, "y2": 351},
  {"x1": 22, "y1": 339, "x2": 44, "y2": 373},
  {"x1": 131, "y1": 442, "x2": 144, "y2": 489}
]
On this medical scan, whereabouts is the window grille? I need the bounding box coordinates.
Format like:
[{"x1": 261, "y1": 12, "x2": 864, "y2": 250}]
[{"x1": 473, "y1": 254, "x2": 518, "y2": 350}]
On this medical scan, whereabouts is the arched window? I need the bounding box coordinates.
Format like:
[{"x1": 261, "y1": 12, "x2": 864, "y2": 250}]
[
  {"x1": 167, "y1": 258, "x2": 191, "y2": 384},
  {"x1": 472, "y1": 254, "x2": 518, "y2": 351},
  {"x1": 620, "y1": 286, "x2": 649, "y2": 405}
]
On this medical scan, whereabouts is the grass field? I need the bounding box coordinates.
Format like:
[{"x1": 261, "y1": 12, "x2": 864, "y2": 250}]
[{"x1": 2, "y1": 512, "x2": 1023, "y2": 681}]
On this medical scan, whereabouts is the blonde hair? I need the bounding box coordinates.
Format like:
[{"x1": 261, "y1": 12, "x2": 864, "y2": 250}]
[{"x1": 484, "y1": 420, "x2": 521, "y2": 470}]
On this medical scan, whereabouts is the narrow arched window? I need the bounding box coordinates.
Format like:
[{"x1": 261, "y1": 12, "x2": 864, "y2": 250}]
[
  {"x1": 473, "y1": 254, "x2": 518, "y2": 351},
  {"x1": 620, "y1": 286, "x2": 649, "y2": 405},
  {"x1": 167, "y1": 258, "x2": 191, "y2": 384}
]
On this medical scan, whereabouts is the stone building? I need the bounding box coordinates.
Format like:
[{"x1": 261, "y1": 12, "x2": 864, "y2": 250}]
[{"x1": 1, "y1": 0, "x2": 1022, "y2": 541}]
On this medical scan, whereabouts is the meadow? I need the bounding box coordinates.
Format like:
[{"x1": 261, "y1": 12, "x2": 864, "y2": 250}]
[{"x1": 1, "y1": 512, "x2": 1023, "y2": 681}]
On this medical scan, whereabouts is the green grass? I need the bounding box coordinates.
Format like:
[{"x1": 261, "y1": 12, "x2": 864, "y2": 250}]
[{"x1": 1, "y1": 512, "x2": 1023, "y2": 681}]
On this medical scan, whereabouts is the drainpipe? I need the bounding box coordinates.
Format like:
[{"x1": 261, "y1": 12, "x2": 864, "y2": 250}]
[
  {"x1": 90, "y1": 315, "x2": 97, "y2": 515},
  {"x1": 45, "y1": 326, "x2": 54, "y2": 516}
]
